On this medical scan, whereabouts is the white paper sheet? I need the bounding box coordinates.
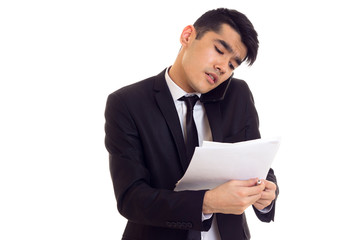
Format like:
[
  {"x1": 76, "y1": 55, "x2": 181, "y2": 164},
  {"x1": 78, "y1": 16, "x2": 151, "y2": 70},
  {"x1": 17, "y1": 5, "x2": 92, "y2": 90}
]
[{"x1": 174, "y1": 137, "x2": 281, "y2": 191}]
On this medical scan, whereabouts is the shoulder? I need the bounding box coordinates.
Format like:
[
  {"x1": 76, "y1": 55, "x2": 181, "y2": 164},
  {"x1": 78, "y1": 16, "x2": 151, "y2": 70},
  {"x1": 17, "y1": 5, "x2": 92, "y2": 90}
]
[
  {"x1": 228, "y1": 78, "x2": 251, "y2": 92},
  {"x1": 106, "y1": 69, "x2": 167, "y2": 113},
  {"x1": 108, "y1": 69, "x2": 166, "y2": 100},
  {"x1": 110, "y1": 74, "x2": 156, "y2": 98},
  {"x1": 224, "y1": 77, "x2": 255, "y2": 102}
]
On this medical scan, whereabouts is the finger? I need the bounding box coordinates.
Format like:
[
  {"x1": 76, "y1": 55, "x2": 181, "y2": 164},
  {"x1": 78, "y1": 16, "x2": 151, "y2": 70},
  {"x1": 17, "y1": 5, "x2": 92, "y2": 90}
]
[
  {"x1": 263, "y1": 180, "x2": 276, "y2": 190},
  {"x1": 245, "y1": 192, "x2": 263, "y2": 205},
  {"x1": 253, "y1": 200, "x2": 270, "y2": 210},
  {"x1": 259, "y1": 190, "x2": 276, "y2": 201},
  {"x1": 253, "y1": 202, "x2": 265, "y2": 210},
  {"x1": 230, "y1": 178, "x2": 260, "y2": 188},
  {"x1": 238, "y1": 184, "x2": 265, "y2": 197}
]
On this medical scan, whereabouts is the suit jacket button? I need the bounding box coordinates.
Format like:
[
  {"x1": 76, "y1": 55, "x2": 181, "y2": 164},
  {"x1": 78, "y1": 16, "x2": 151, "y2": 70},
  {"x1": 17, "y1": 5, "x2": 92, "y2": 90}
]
[
  {"x1": 180, "y1": 222, "x2": 187, "y2": 229},
  {"x1": 166, "y1": 221, "x2": 175, "y2": 228}
]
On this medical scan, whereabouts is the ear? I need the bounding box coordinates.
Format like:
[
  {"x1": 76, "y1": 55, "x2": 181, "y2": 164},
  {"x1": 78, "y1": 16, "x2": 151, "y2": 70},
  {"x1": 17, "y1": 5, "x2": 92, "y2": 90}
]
[{"x1": 180, "y1": 25, "x2": 196, "y2": 47}]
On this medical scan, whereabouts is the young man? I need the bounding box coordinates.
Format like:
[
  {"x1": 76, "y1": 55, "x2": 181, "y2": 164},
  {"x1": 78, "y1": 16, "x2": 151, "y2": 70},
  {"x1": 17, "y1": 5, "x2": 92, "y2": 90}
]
[{"x1": 105, "y1": 8, "x2": 278, "y2": 240}]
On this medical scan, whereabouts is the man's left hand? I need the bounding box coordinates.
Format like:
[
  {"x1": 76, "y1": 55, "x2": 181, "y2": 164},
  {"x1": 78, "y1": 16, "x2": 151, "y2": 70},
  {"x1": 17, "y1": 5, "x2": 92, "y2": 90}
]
[{"x1": 253, "y1": 180, "x2": 277, "y2": 210}]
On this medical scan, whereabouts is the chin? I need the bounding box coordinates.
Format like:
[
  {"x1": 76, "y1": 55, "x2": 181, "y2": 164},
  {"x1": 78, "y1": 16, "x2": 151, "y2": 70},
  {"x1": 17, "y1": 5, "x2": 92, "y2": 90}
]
[
  {"x1": 191, "y1": 81, "x2": 216, "y2": 94},
  {"x1": 198, "y1": 87, "x2": 213, "y2": 94}
]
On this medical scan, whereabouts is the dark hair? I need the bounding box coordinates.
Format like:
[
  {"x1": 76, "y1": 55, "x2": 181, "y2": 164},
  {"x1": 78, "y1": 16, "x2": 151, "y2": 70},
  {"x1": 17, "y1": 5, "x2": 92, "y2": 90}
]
[{"x1": 193, "y1": 8, "x2": 259, "y2": 66}]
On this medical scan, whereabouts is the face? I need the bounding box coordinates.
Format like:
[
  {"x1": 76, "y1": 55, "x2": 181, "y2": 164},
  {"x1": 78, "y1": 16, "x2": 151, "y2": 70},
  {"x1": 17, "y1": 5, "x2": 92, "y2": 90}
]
[{"x1": 179, "y1": 24, "x2": 248, "y2": 93}]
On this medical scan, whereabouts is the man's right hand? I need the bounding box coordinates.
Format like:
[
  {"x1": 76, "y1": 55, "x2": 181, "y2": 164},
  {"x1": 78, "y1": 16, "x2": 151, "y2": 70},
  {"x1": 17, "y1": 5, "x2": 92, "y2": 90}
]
[{"x1": 202, "y1": 178, "x2": 265, "y2": 215}]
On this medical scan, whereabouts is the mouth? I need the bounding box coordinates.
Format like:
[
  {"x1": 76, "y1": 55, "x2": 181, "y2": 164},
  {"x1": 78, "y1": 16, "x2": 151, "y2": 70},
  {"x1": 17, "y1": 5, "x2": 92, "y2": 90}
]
[{"x1": 205, "y1": 72, "x2": 218, "y2": 84}]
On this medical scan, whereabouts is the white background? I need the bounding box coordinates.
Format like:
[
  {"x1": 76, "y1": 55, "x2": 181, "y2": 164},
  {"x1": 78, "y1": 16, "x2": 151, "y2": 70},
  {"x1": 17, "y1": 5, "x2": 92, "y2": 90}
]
[{"x1": 1, "y1": 0, "x2": 359, "y2": 239}]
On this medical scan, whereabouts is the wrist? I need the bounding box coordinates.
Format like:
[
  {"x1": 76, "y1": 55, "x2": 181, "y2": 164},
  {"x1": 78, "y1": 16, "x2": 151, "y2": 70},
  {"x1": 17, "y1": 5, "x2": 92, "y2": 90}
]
[{"x1": 203, "y1": 190, "x2": 215, "y2": 214}]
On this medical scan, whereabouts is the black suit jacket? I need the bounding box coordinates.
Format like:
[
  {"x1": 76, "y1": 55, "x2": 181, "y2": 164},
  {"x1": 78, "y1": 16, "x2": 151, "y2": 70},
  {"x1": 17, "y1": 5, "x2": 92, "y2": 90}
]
[{"x1": 105, "y1": 69, "x2": 278, "y2": 240}]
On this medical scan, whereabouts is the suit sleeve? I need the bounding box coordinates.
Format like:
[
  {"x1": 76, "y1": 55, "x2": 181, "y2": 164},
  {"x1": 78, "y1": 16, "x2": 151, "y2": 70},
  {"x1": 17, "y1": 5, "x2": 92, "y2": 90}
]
[
  {"x1": 253, "y1": 168, "x2": 279, "y2": 222},
  {"x1": 243, "y1": 82, "x2": 279, "y2": 222},
  {"x1": 104, "y1": 92, "x2": 211, "y2": 231}
]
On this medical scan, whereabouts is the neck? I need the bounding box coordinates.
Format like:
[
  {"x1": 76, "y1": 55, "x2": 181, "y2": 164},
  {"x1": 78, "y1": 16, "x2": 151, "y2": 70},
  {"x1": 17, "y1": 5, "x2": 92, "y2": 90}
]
[{"x1": 169, "y1": 53, "x2": 194, "y2": 93}]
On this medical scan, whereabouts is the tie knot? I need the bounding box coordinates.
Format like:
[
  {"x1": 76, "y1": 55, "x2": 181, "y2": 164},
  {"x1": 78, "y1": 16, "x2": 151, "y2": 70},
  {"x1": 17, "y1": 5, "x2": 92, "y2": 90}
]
[{"x1": 179, "y1": 95, "x2": 199, "y2": 110}]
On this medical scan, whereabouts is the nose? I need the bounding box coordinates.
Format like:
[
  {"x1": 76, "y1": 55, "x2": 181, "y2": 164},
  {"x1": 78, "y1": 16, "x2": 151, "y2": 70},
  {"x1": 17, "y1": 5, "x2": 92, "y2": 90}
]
[{"x1": 214, "y1": 60, "x2": 227, "y2": 75}]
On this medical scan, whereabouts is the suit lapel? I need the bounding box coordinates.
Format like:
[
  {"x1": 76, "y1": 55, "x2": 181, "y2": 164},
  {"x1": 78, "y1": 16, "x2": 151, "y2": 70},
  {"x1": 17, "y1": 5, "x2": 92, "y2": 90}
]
[{"x1": 153, "y1": 70, "x2": 188, "y2": 172}]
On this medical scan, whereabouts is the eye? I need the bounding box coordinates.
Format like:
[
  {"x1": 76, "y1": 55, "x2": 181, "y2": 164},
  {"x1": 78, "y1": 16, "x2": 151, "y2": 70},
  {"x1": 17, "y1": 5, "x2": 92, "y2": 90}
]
[
  {"x1": 214, "y1": 46, "x2": 224, "y2": 55},
  {"x1": 228, "y1": 63, "x2": 235, "y2": 70}
]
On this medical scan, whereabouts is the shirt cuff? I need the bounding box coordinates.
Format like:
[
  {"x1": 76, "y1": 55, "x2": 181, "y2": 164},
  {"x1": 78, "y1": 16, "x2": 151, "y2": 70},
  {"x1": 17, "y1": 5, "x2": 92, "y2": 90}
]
[{"x1": 202, "y1": 213, "x2": 213, "y2": 221}]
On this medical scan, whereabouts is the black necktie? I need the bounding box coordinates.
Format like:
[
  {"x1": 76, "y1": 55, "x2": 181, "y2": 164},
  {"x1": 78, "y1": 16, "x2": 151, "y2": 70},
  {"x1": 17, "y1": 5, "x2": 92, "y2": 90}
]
[
  {"x1": 180, "y1": 95, "x2": 201, "y2": 240},
  {"x1": 179, "y1": 95, "x2": 199, "y2": 164}
]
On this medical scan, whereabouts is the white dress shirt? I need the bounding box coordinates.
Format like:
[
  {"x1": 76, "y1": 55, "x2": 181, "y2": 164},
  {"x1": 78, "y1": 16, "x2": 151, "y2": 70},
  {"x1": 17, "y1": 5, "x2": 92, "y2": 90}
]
[
  {"x1": 165, "y1": 67, "x2": 271, "y2": 239},
  {"x1": 165, "y1": 67, "x2": 221, "y2": 240}
]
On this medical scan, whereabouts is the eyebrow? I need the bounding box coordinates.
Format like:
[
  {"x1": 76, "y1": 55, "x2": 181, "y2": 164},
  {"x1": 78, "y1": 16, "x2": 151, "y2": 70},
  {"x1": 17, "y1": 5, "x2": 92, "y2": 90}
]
[{"x1": 215, "y1": 39, "x2": 243, "y2": 66}]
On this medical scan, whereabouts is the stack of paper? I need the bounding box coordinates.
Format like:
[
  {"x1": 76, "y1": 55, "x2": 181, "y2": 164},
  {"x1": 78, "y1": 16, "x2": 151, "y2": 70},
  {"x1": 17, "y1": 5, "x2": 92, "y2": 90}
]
[{"x1": 175, "y1": 137, "x2": 280, "y2": 191}]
